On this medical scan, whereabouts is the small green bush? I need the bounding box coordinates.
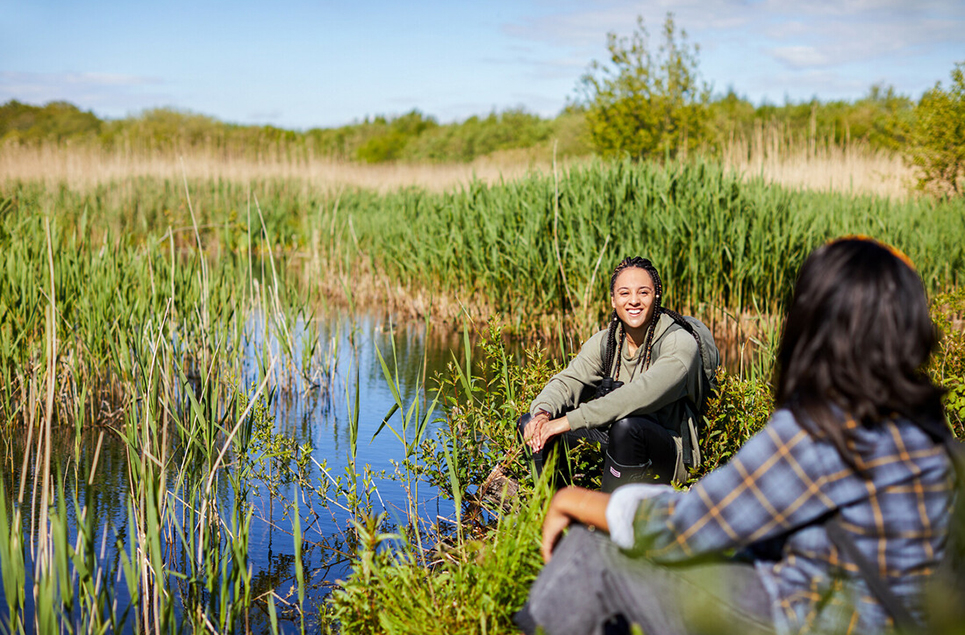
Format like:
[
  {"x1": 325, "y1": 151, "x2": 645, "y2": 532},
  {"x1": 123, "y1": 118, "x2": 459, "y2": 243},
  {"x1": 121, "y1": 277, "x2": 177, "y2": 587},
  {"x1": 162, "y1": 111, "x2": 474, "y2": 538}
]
[
  {"x1": 693, "y1": 371, "x2": 772, "y2": 479},
  {"x1": 580, "y1": 14, "x2": 710, "y2": 160},
  {"x1": 908, "y1": 63, "x2": 965, "y2": 197}
]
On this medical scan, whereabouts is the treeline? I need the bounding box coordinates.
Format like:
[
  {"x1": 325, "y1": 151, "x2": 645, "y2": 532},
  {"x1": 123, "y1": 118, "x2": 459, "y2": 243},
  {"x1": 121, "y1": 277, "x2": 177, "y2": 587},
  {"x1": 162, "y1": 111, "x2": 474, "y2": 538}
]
[
  {"x1": 0, "y1": 14, "x2": 961, "y2": 194},
  {"x1": 0, "y1": 91, "x2": 918, "y2": 162},
  {"x1": 0, "y1": 100, "x2": 588, "y2": 164}
]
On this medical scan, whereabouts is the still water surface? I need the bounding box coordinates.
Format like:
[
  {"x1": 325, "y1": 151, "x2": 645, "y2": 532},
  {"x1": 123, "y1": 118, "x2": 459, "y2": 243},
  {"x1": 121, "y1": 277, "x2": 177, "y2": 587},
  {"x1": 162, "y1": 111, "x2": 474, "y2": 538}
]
[{"x1": 3, "y1": 311, "x2": 480, "y2": 632}]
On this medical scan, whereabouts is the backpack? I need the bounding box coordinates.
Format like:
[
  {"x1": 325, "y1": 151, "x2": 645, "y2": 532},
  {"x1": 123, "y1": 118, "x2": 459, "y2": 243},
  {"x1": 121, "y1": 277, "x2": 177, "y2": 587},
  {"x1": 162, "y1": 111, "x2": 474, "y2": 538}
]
[
  {"x1": 676, "y1": 315, "x2": 720, "y2": 468},
  {"x1": 680, "y1": 315, "x2": 721, "y2": 420}
]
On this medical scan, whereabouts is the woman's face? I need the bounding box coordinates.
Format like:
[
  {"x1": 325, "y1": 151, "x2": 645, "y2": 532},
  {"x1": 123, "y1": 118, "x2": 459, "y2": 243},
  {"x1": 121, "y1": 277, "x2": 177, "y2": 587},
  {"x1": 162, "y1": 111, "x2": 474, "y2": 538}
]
[{"x1": 611, "y1": 267, "x2": 656, "y2": 332}]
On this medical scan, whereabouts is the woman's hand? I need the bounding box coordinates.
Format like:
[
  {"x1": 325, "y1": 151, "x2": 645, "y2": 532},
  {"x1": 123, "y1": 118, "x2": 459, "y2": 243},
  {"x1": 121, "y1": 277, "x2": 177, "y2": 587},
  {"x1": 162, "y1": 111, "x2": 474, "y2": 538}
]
[
  {"x1": 525, "y1": 415, "x2": 570, "y2": 452},
  {"x1": 541, "y1": 487, "x2": 611, "y2": 562},
  {"x1": 522, "y1": 411, "x2": 550, "y2": 446}
]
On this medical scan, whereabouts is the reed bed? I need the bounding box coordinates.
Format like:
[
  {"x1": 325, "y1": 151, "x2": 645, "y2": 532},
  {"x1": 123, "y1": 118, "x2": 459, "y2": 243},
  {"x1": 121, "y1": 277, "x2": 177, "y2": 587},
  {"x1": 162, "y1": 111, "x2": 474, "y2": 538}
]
[
  {"x1": 0, "y1": 144, "x2": 563, "y2": 194},
  {"x1": 1, "y1": 132, "x2": 917, "y2": 200},
  {"x1": 722, "y1": 123, "x2": 914, "y2": 199},
  {"x1": 4, "y1": 160, "x2": 962, "y2": 338},
  {"x1": 0, "y1": 158, "x2": 963, "y2": 632}
]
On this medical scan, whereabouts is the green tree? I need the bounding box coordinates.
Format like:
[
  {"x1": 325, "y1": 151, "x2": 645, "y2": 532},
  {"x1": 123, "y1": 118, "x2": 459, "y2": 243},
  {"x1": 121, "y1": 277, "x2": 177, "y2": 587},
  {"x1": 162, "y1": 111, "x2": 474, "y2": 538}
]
[
  {"x1": 908, "y1": 63, "x2": 965, "y2": 197},
  {"x1": 356, "y1": 109, "x2": 436, "y2": 163},
  {"x1": 580, "y1": 13, "x2": 709, "y2": 160},
  {"x1": 0, "y1": 100, "x2": 101, "y2": 143}
]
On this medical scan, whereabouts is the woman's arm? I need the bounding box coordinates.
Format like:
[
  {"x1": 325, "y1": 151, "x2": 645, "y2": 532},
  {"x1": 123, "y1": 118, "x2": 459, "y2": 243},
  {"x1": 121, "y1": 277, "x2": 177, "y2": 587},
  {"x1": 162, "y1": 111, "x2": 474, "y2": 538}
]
[
  {"x1": 542, "y1": 487, "x2": 610, "y2": 562},
  {"x1": 566, "y1": 329, "x2": 698, "y2": 430},
  {"x1": 528, "y1": 331, "x2": 607, "y2": 420}
]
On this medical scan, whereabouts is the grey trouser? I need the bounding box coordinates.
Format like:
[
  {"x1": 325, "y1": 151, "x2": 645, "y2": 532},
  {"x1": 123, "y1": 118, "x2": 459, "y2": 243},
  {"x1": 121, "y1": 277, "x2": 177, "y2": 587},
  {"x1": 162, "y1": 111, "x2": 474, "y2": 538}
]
[{"x1": 517, "y1": 525, "x2": 775, "y2": 635}]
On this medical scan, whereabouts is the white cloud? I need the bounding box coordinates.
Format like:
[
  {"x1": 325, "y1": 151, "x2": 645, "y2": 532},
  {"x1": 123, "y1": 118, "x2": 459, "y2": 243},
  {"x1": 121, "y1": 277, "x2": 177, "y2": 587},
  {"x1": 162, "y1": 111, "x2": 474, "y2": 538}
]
[
  {"x1": 770, "y1": 46, "x2": 832, "y2": 69},
  {"x1": 503, "y1": 0, "x2": 964, "y2": 68},
  {"x1": 0, "y1": 71, "x2": 169, "y2": 115}
]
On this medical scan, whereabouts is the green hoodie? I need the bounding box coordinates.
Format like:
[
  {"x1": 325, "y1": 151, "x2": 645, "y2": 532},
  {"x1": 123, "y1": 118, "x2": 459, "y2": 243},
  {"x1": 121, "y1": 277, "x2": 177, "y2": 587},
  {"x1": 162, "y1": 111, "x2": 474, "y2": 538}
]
[{"x1": 529, "y1": 312, "x2": 703, "y2": 474}]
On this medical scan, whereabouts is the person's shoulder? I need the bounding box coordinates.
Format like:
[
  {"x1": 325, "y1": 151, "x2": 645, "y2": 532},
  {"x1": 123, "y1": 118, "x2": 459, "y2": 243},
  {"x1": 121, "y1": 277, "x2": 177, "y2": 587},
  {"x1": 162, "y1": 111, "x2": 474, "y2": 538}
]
[
  {"x1": 738, "y1": 409, "x2": 827, "y2": 468},
  {"x1": 576, "y1": 328, "x2": 610, "y2": 357},
  {"x1": 655, "y1": 315, "x2": 699, "y2": 354},
  {"x1": 583, "y1": 328, "x2": 608, "y2": 346}
]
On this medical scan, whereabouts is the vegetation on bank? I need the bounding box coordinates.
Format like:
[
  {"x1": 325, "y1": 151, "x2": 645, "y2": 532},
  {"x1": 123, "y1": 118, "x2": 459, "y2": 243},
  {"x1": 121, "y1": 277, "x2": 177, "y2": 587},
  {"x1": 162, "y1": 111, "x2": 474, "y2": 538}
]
[
  {"x1": 326, "y1": 287, "x2": 965, "y2": 633},
  {"x1": 3, "y1": 160, "x2": 963, "y2": 340},
  {"x1": 0, "y1": 158, "x2": 963, "y2": 632}
]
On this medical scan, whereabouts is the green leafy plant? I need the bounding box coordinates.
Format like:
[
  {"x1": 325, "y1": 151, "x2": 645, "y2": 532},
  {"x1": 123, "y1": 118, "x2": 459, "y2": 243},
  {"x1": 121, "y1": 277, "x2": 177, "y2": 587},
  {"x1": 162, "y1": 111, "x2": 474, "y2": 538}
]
[
  {"x1": 908, "y1": 62, "x2": 965, "y2": 197},
  {"x1": 580, "y1": 13, "x2": 710, "y2": 160}
]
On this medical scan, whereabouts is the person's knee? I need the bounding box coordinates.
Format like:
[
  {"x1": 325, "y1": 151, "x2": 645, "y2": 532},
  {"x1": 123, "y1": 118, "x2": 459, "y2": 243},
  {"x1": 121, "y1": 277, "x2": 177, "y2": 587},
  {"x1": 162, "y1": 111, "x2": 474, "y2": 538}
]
[
  {"x1": 607, "y1": 416, "x2": 664, "y2": 467},
  {"x1": 518, "y1": 413, "x2": 532, "y2": 440},
  {"x1": 608, "y1": 417, "x2": 642, "y2": 447}
]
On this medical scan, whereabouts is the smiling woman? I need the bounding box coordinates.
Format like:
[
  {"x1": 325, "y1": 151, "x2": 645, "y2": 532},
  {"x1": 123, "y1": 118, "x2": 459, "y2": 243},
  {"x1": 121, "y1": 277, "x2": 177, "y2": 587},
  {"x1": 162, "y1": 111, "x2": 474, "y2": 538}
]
[{"x1": 518, "y1": 256, "x2": 710, "y2": 489}]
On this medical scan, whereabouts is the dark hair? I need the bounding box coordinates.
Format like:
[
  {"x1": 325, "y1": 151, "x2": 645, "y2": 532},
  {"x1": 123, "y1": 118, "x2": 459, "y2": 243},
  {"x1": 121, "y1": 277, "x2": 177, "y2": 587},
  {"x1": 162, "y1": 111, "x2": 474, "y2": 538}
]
[
  {"x1": 774, "y1": 237, "x2": 947, "y2": 467},
  {"x1": 602, "y1": 257, "x2": 700, "y2": 381}
]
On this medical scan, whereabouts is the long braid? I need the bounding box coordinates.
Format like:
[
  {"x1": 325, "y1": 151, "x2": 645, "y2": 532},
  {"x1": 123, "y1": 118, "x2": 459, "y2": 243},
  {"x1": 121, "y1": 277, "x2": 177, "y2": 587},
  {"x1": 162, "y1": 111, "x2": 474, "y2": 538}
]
[{"x1": 602, "y1": 310, "x2": 621, "y2": 379}]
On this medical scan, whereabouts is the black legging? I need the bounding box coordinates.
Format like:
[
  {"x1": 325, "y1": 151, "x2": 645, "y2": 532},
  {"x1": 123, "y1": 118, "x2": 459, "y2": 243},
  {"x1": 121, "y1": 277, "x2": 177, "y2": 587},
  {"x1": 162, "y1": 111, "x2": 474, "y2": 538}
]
[{"x1": 517, "y1": 413, "x2": 678, "y2": 486}]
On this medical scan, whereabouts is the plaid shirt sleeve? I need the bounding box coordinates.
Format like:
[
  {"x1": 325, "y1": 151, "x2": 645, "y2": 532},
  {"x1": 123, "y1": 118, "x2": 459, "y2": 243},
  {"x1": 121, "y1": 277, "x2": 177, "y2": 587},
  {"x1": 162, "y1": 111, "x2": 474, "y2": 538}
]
[{"x1": 629, "y1": 409, "x2": 855, "y2": 561}]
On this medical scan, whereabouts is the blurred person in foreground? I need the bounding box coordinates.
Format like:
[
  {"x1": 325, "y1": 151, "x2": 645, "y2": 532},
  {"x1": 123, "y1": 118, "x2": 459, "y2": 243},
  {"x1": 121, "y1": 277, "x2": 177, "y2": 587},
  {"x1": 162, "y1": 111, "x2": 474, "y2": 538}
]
[{"x1": 516, "y1": 237, "x2": 955, "y2": 635}]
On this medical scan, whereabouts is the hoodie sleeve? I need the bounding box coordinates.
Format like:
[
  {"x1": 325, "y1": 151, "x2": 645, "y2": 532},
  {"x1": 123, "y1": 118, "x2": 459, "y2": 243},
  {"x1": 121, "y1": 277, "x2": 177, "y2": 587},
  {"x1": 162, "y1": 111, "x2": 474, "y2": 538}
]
[
  {"x1": 566, "y1": 326, "x2": 698, "y2": 430},
  {"x1": 529, "y1": 330, "x2": 607, "y2": 418}
]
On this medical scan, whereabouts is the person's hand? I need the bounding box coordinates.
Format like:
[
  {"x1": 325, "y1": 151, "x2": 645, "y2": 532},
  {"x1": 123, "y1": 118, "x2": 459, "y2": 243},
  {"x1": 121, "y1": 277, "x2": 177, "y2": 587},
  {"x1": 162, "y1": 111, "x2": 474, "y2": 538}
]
[
  {"x1": 540, "y1": 487, "x2": 611, "y2": 562},
  {"x1": 528, "y1": 416, "x2": 569, "y2": 452},
  {"x1": 522, "y1": 411, "x2": 550, "y2": 445}
]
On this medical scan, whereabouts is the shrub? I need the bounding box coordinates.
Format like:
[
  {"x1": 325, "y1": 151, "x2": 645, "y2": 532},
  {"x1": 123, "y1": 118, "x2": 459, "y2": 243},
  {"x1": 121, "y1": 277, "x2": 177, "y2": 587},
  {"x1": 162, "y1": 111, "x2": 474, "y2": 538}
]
[
  {"x1": 908, "y1": 63, "x2": 965, "y2": 197},
  {"x1": 579, "y1": 13, "x2": 710, "y2": 160}
]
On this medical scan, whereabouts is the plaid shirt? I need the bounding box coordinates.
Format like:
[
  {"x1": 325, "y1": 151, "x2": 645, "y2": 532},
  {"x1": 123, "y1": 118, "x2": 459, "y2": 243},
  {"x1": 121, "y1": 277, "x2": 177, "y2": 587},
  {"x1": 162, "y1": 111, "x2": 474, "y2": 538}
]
[{"x1": 610, "y1": 409, "x2": 953, "y2": 634}]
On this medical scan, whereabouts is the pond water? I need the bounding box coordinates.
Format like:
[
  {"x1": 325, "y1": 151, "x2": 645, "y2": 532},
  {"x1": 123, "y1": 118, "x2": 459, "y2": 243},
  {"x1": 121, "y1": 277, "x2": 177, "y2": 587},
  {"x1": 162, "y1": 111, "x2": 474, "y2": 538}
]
[
  {"x1": 2, "y1": 305, "x2": 758, "y2": 632},
  {"x1": 2, "y1": 311, "x2": 487, "y2": 633}
]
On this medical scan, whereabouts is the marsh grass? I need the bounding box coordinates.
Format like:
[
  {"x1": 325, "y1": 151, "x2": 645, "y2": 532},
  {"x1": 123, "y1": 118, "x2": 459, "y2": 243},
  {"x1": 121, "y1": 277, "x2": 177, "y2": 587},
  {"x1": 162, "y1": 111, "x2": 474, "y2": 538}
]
[{"x1": 0, "y1": 156, "x2": 963, "y2": 633}]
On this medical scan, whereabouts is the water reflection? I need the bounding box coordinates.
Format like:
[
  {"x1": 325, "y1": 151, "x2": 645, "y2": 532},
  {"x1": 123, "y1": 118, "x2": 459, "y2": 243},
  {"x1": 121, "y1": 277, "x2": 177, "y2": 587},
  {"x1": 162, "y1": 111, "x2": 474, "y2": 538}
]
[{"x1": 2, "y1": 311, "x2": 471, "y2": 633}]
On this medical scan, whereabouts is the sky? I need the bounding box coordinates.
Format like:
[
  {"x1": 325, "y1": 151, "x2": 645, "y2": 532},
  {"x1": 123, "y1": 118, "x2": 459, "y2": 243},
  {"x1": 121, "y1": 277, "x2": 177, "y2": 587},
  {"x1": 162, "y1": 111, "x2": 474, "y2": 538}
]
[{"x1": 1, "y1": 0, "x2": 963, "y2": 130}]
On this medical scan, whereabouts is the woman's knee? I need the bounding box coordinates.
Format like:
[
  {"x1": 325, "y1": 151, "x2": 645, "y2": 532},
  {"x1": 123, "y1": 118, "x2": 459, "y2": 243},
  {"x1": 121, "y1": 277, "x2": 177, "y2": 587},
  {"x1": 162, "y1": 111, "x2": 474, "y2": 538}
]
[
  {"x1": 608, "y1": 416, "x2": 661, "y2": 449},
  {"x1": 607, "y1": 416, "x2": 675, "y2": 466},
  {"x1": 526, "y1": 526, "x2": 614, "y2": 634},
  {"x1": 518, "y1": 413, "x2": 533, "y2": 439}
]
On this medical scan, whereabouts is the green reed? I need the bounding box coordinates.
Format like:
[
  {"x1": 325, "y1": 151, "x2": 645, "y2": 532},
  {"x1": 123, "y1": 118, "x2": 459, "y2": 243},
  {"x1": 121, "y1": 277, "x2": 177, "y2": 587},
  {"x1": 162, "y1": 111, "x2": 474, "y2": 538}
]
[
  {"x1": 5, "y1": 159, "x2": 964, "y2": 342},
  {"x1": 1, "y1": 158, "x2": 964, "y2": 633}
]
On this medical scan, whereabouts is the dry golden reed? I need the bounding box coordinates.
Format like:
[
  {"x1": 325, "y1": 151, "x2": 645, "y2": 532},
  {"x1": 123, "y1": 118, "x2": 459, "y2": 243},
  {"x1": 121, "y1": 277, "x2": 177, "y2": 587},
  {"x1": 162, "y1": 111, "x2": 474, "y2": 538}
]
[
  {"x1": 0, "y1": 144, "x2": 563, "y2": 193},
  {"x1": 1, "y1": 136, "x2": 914, "y2": 198},
  {"x1": 721, "y1": 124, "x2": 915, "y2": 199}
]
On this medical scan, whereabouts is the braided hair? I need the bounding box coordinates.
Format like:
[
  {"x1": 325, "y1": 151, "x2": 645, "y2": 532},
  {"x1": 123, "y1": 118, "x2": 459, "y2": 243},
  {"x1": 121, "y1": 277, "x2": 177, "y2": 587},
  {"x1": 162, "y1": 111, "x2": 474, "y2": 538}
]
[{"x1": 602, "y1": 257, "x2": 704, "y2": 382}]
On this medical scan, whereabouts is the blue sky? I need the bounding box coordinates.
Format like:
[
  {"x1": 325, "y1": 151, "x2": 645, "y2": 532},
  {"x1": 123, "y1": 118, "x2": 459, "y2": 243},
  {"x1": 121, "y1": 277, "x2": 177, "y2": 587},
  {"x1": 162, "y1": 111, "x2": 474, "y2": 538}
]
[{"x1": 2, "y1": 0, "x2": 963, "y2": 130}]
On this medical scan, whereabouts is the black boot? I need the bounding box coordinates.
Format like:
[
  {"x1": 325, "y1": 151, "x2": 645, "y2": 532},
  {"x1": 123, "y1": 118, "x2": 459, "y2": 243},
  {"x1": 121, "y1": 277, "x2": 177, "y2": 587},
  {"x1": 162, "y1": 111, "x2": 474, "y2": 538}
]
[{"x1": 601, "y1": 452, "x2": 653, "y2": 493}]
